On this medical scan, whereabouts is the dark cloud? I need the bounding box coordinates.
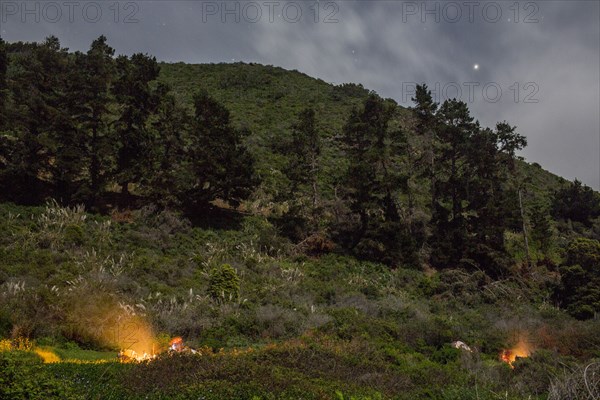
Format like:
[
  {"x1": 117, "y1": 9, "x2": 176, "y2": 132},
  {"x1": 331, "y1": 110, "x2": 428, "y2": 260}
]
[{"x1": 1, "y1": 0, "x2": 598, "y2": 188}]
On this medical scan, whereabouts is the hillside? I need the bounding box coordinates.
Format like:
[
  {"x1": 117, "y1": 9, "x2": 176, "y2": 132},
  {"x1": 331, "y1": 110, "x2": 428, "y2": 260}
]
[
  {"x1": 1, "y1": 201, "x2": 599, "y2": 399},
  {"x1": 158, "y1": 62, "x2": 567, "y2": 200},
  {"x1": 2, "y1": 40, "x2": 600, "y2": 400}
]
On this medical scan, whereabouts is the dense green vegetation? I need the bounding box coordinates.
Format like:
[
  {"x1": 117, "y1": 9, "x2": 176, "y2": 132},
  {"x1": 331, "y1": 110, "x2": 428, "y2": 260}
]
[
  {"x1": 0, "y1": 201, "x2": 599, "y2": 399},
  {"x1": 1, "y1": 36, "x2": 600, "y2": 398}
]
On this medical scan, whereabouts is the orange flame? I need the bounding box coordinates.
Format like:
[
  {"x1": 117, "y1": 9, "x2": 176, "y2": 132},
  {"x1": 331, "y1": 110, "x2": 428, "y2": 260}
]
[{"x1": 500, "y1": 339, "x2": 532, "y2": 368}]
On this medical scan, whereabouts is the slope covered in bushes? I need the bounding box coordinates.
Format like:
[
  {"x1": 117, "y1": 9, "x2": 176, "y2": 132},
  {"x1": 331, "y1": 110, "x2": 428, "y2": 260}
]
[{"x1": 1, "y1": 202, "x2": 599, "y2": 399}]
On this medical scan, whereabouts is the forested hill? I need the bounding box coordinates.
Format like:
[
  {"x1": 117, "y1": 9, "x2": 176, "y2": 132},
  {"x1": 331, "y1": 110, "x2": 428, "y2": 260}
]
[
  {"x1": 1, "y1": 36, "x2": 597, "y2": 279},
  {"x1": 4, "y1": 37, "x2": 600, "y2": 400},
  {"x1": 158, "y1": 62, "x2": 566, "y2": 198}
]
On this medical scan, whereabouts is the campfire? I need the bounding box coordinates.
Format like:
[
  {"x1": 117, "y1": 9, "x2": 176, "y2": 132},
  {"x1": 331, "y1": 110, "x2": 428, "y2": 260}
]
[
  {"x1": 118, "y1": 336, "x2": 198, "y2": 362},
  {"x1": 117, "y1": 347, "x2": 158, "y2": 362},
  {"x1": 500, "y1": 338, "x2": 532, "y2": 368}
]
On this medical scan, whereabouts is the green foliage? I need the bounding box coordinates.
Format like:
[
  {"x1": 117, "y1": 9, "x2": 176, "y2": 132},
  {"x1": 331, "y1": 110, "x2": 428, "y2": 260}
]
[
  {"x1": 277, "y1": 107, "x2": 323, "y2": 239},
  {"x1": 0, "y1": 35, "x2": 597, "y2": 400},
  {"x1": 0, "y1": 38, "x2": 8, "y2": 130},
  {"x1": 0, "y1": 37, "x2": 258, "y2": 215},
  {"x1": 112, "y1": 52, "x2": 161, "y2": 198},
  {"x1": 555, "y1": 238, "x2": 600, "y2": 319},
  {"x1": 0, "y1": 202, "x2": 599, "y2": 398},
  {"x1": 552, "y1": 179, "x2": 600, "y2": 226},
  {"x1": 208, "y1": 264, "x2": 240, "y2": 303},
  {"x1": 337, "y1": 94, "x2": 421, "y2": 266},
  {"x1": 428, "y1": 97, "x2": 526, "y2": 277},
  {"x1": 64, "y1": 224, "x2": 85, "y2": 246},
  {"x1": 530, "y1": 202, "x2": 554, "y2": 254},
  {"x1": 0, "y1": 351, "x2": 78, "y2": 399},
  {"x1": 178, "y1": 90, "x2": 257, "y2": 211}
]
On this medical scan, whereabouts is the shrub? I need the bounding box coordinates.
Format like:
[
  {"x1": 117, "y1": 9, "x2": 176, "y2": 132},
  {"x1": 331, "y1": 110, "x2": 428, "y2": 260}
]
[
  {"x1": 0, "y1": 351, "x2": 77, "y2": 399},
  {"x1": 548, "y1": 361, "x2": 600, "y2": 400},
  {"x1": 554, "y1": 238, "x2": 600, "y2": 319},
  {"x1": 207, "y1": 264, "x2": 240, "y2": 303},
  {"x1": 64, "y1": 224, "x2": 85, "y2": 246}
]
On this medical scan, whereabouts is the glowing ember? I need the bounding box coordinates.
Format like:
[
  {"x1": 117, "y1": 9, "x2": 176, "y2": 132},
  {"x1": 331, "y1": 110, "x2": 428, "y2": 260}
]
[
  {"x1": 113, "y1": 314, "x2": 160, "y2": 362},
  {"x1": 169, "y1": 337, "x2": 184, "y2": 352},
  {"x1": 119, "y1": 336, "x2": 193, "y2": 362},
  {"x1": 500, "y1": 339, "x2": 532, "y2": 368},
  {"x1": 118, "y1": 348, "x2": 157, "y2": 362}
]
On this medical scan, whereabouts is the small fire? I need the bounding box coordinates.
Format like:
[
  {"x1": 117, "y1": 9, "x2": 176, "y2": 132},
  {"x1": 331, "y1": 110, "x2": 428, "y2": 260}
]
[
  {"x1": 500, "y1": 339, "x2": 532, "y2": 368},
  {"x1": 119, "y1": 336, "x2": 191, "y2": 362},
  {"x1": 113, "y1": 314, "x2": 160, "y2": 362},
  {"x1": 169, "y1": 337, "x2": 184, "y2": 352},
  {"x1": 118, "y1": 348, "x2": 157, "y2": 362}
]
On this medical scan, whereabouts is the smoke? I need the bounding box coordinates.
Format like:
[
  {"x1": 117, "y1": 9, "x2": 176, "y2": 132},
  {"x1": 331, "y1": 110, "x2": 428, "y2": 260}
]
[{"x1": 62, "y1": 287, "x2": 157, "y2": 355}]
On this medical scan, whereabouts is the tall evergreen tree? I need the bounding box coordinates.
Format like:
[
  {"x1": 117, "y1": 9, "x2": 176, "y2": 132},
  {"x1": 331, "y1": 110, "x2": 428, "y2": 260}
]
[
  {"x1": 179, "y1": 90, "x2": 256, "y2": 212},
  {"x1": 148, "y1": 84, "x2": 189, "y2": 207},
  {"x1": 431, "y1": 99, "x2": 526, "y2": 276},
  {"x1": 0, "y1": 38, "x2": 11, "y2": 195},
  {"x1": 287, "y1": 108, "x2": 320, "y2": 200},
  {"x1": 530, "y1": 202, "x2": 553, "y2": 254},
  {"x1": 411, "y1": 84, "x2": 439, "y2": 209},
  {"x1": 464, "y1": 123, "x2": 526, "y2": 275},
  {"x1": 52, "y1": 59, "x2": 84, "y2": 204},
  {"x1": 340, "y1": 94, "x2": 420, "y2": 266},
  {"x1": 66, "y1": 36, "x2": 117, "y2": 207},
  {"x1": 2, "y1": 36, "x2": 69, "y2": 204},
  {"x1": 113, "y1": 53, "x2": 161, "y2": 201},
  {"x1": 430, "y1": 99, "x2": 478, "y2": 268},
  {"x1": 0, "y1": 38, "x2": 8, "y2": 129},
  {"x1": 551, "y1": 180, "x2": 600, "y2": 226},
  {"x1": 283, "y1": 108, "x2": 322, "y2": 234}
]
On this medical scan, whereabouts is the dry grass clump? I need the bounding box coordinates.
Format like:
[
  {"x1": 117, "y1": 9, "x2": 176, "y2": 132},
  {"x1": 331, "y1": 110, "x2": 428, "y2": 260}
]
[{"x1": 548, "y1": 362, "x2": 600, "y2": 400}]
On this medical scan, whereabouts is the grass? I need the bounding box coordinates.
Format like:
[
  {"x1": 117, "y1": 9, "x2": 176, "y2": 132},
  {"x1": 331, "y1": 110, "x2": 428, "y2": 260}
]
[{"x1": 1, "y1": 201, "x2": 599, "y2": 398}]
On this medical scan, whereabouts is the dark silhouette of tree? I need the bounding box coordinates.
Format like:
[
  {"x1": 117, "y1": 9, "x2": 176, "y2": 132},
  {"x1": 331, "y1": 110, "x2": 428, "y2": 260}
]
[
  {"x1": 430, "y1": 99, "x2": 479, "y2": 269},
  {"x1": 430, "y1": 99, "x2": 526, "y2": 276},
  {"x1": 147, "y1": 84, "x2": 190, "y2": 207},
  {"x1": 551, "y1": 180, "x2": 600, "y2": 226},
  {"x1": 411, "y1": 84, "x2": 439, "y2": 209},
  {"x1": 113, "y1": 53, "x2": 161, "y2": 202},
  {"x1": 178, "y1": 90, "x2": 256, "y2": 212},
  {"x1": 530, "y1": 202, "x2": 553, "y2": 254},
  {"x1": 554, "y1": 238, "x2": 600, "y2": 319},
  {"x1": 0, "y1": 38, "x2": 8, "y2": 130},
  {"x1": 1, "y1": 36, "x2": 69, "y2": 204},
  {"x1": 281, "y1": 108, "x2": 322, "y2": 237},
  {"x1": 339, "y1": 94, "x2": 421, "y2": 266},
  {"x1": 65, "y1": 36, "x2": 117, "y2": 207}
]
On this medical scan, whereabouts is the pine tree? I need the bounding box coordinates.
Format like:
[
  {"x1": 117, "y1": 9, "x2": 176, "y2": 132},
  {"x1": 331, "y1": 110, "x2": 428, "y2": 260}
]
[
  {"x1": 340, "y1": 94, "x2": 419, "y2": 266},
  {"x1": 0, "y1": 38, "x2": 8, "y2": 129},
  {"x1": 464, "y1": 123, "x2": 526, "y2": 275},
  {"x1": 530, "y1": 202, "x2": 553, "y2": 254},
  {"x1": 0, "y1": 38, "x2": 11, "y2": 197},
  {"x1": 68, "y1": 36, "x2": 117, "y2": 207},
  {"x1": 2, "y1": 36, "x2": 69, "y2": 204},
  {"x1": 148, "y1": 84, "x2": 189, "y2": 207},
  {"x1": 283, "y1": 108, "x2": 322, "y2": 233},
  {"x1": 179, "y1": 90, "x2": 256, "y2": 212},
  {"x1": 431, "y1": 99, "x2": 526, "y2": 276},
  {"x1": 113, "y1": 53, "x2": 161, "y2": 202},
  {"x1": 552, "y1": 180, "x2": 600, "y2": 226},
  {"x1": 430, "y1": 99, "x2": 478, "y2": 268},
  {"x1": 411, "y1": 84, "x2": 439, "y2": 209}
]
